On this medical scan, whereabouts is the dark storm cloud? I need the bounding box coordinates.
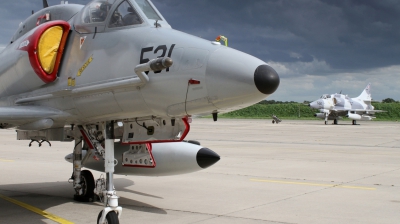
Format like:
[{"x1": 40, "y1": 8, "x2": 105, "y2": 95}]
[
  {"x1": 1, "y1": 0, "x2": 399, "y2": 71},
  {"x1": 152, "y1": 0, "x2": 400, "y2": 70}
]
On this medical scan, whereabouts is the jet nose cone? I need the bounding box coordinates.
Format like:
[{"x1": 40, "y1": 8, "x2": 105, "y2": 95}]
[
  {"x1": 254, "y1": 64, "x2": 280, "y2": 94},
  {"x1": 196, "y1": 148, "x2": 220, "y2": 169},
  {"x1": 309, "y1": 101, "x2": 318, "y2": 109},
  {"x1": 205, "y1": 48, "x2": 280, "y2": 111}
]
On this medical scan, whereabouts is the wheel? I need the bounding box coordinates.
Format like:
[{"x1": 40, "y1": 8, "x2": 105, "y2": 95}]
[
  {"x1": 324, "y1": 121, "x2": 327, "y2": 125},
  {"x1": 97, "y1": 211, "x2": 119, "y2": 224},
  {"x1": 352, "y1": 120, "x2": 356, "y2": 125},
  {"x1": 272, "y1": 120, "x2": 275, "y2": 124},
  {"x1": 334, "y1": 119, "x2": 338, "y2": 125},
  {"x1": 74, "y1": 170, "x2": 95, "y2": 202}
]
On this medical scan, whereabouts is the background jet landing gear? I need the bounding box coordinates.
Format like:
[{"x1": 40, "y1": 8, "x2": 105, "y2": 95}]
[
  {"x1": 334, "y1": 119, "x2": 338, "y2": 125},
  {"x1": 352, "y1": 120, "x2": 357, "y2": 125},
  {"x1": 324, "y1": 113, "x2": 329, "y2": 125}
]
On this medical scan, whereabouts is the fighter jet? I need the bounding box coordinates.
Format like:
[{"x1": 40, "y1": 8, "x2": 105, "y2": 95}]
[
  {"x1": 0, "y1": 0, "x2": 280, "y2": 223},
  {"x1": 309, "y1": 83, "x2": 382, "y2": 125}
]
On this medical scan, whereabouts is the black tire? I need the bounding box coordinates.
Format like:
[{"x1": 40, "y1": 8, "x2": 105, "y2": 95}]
[
  {"x1": 97, "y1": 211, "x2": 119, "y2": 224},
  {"x1": 352, "y1": 120, "x2": 356, "y2": 125},
  {"x1": 74, "y1": 170, "x2": 95, "y2": 202},
  {"x1": 334, "y1": 119, "x2": 338, "y2": 125},
  {"x1": 324, "y1": 121, "x2": 327, "y2": 125},
  {"x1": 272, "y1": 120, "x2": 275, "y2": 124}
]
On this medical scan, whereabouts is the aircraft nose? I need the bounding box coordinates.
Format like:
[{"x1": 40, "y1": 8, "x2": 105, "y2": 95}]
[
  {"x1": 309, "y1": 101, "x2": 318, "y2": 109},
  {"x1": 254, "y1": 64, "x2": 280, "y2": 94},
  {"x1": 196, "y1": 148, "x2": 220, "y2": 169},
  {"x1": 205, "y1": 48, "x2": 280, "y2": 110}
]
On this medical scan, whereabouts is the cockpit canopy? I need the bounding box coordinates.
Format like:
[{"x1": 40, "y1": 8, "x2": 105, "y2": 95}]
[
  {"x1": 320, "y1": 94, "x2": 331, "y2": 99},
  {"x1": 82, "y1": 0, "x2": 115, "y2": 23},
  {"x1": 75, "y1": 0, "x2": 169, "y2": 33}
]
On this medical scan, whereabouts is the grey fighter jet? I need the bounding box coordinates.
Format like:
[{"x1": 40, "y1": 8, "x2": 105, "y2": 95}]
[
  {"x1": 309, "y1": 83, "x2": 382, "y2": 125},
  {"x1": 0, "y1": 0, "x2": 280, "y2": 223}
]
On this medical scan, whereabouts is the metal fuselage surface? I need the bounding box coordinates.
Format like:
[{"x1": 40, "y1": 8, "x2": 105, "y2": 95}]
[{"x1": 0, "y1": 1, "x2": 278, "y2": 129}]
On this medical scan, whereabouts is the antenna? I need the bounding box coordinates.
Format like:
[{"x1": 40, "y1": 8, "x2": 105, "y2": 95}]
[{"x1": 43, "y1": 0, "x2": 49, "y2": 8}]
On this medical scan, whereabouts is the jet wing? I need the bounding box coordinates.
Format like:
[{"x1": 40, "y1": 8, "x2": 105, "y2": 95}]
[
  {"x1": 331, "y1": 108, "x2": 385, "y2": 113},
  {"x1": 350, "y1": 109, "x2": 385, "y2": 113},
  {"x1": 331, "y1": 109, "x2": 387, "y2": 113},
  {"x1": 331, "y1": 107, "x2": 347, "y2": 112}
]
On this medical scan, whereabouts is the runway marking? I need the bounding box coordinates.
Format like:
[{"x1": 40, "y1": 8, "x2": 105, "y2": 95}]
[
  {"x1": 250, "y1": 179, "x2": 376, "y2": 190},
  {"x1": 0, "y1": 194, "x2": 74, "y2": 224},
  {"x1": 0, "y1": 158, "x2": 14, "y2": 162}
]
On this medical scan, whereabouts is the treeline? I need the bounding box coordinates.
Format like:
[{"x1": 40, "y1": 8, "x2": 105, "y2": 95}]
[
  {"x1": 259, "y1": 98, "x2": 400, "y2": 105},
  {"x1": 257, "y1": 100, "x2": 298, "y2": 104},
  {"x1": 219, "y1": 102, "x2": 400, "y2": 120}
]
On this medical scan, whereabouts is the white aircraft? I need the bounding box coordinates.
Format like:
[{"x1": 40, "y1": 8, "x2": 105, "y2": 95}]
[{"x1": 309, "y1": 83, "x2": 383, "y2": 125}]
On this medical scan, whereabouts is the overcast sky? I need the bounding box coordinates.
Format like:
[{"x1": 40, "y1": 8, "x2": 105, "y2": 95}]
[{"x1": 1, "y1": 0, "x2": 399, "y2": 102}]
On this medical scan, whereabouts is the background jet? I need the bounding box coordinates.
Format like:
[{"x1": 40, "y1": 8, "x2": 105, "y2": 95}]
[
  {"x1": 0, "y1": 0, "x2": 279, "y2": 223},
  {"x1": 309, "y1": 83, "x2": 383, "y2": 125}
]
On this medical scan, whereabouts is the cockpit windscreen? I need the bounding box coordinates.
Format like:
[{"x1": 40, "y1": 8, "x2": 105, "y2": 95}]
[{"x1": 134, "y1": 0, "x2": 162, "y2": 20}]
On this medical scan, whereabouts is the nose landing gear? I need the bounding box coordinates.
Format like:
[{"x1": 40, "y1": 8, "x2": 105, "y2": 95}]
[
  {"x1": 97, "y1": 210, "x2": 119, "y2": 224},
  {"x1": 71, "y1": 121, "x2": 122, "y2": 224}
]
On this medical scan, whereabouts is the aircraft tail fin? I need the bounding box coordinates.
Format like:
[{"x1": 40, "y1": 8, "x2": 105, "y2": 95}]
[
  {"x1": 356, "y1": 83, "x2": 372, "y2": 101},
  {"x1": 43, "y1": 0, "x2": 49, "y2": 8}
]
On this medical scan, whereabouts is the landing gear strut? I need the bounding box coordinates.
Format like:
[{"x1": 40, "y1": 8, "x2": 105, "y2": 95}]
[
  {"x1": 73, "y1": 170, "x2": 95, "y2": 202},
  {"x1": 72, "y1": 138, "x2": 95, "y2": 202},
  {"x1": 97, "y1": 121, "x2": 122, "y2": 224}
]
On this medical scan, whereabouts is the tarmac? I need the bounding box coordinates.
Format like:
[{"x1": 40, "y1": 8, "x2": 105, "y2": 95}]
[{"x1": 0, "y1": 118, "x2": 399, "y2": 224}]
